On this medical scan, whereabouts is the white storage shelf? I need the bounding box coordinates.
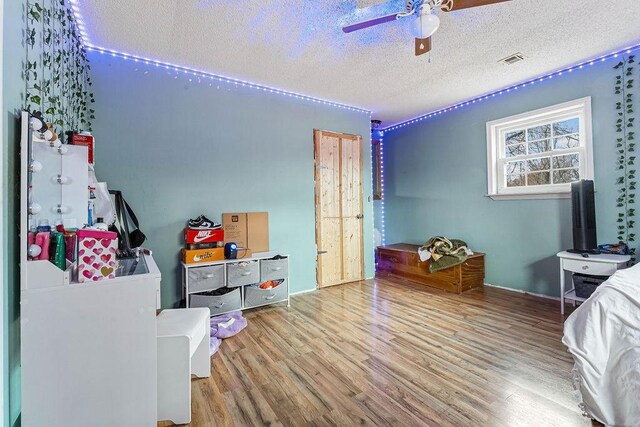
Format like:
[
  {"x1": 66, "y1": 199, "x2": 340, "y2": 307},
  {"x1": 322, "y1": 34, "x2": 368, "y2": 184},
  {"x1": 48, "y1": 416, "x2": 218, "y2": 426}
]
[{"x1": 183, "y1": 251, "x2": 289, "y2": 316}]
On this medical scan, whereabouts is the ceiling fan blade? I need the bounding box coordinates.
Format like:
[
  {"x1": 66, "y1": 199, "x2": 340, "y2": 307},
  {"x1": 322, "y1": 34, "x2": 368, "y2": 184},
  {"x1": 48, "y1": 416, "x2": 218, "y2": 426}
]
[
  {"x1": 415, "y1": 37, "x2": 432, "y2": 56},
  {"x1": 442, "y1": 0, "x2": 510, "y2": 12},
  {"x1": 342, "y1": 13, "x2": 400, "y2": 33}
]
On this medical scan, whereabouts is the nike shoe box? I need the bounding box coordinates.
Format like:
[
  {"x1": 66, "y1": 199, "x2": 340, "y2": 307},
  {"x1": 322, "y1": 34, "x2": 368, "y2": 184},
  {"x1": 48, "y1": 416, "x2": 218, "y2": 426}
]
[
  {"x1": 183, "y1": 247, "x2": 224, "y2": 264},
  {"x1": 186, "y1": 242, "x2": 224, "y2": 250},
  {"x1": 184, "y1": 228, "x2": 224, "y2": 245},
  {"x1": 222, "y1": 212, "x2": 269, "y2": 254}
]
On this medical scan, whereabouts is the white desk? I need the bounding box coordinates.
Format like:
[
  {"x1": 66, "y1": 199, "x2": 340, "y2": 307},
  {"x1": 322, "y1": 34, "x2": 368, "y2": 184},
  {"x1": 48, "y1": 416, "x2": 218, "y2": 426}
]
[{"x1": 557, "y1": 251, "x2": 630, "y2": 315}]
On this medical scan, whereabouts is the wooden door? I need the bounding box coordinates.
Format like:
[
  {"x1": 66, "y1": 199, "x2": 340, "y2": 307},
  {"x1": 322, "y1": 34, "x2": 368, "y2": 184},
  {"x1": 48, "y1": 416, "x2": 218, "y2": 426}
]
[{"x1": 314, "y1": 130, "x2": 364, "y2": 288}]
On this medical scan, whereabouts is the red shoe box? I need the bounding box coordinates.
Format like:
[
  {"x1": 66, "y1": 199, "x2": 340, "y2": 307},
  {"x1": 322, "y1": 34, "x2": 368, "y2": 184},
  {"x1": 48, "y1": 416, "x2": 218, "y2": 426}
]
[{"x1": 184, "y1": 228, "x2": 224, "y2": 245}]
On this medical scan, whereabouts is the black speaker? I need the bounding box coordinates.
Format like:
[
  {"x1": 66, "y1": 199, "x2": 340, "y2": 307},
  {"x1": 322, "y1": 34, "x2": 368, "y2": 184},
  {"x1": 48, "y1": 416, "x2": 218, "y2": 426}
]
[{"x1": 569, "y1": 180, "x2": 598, "y2": 254}]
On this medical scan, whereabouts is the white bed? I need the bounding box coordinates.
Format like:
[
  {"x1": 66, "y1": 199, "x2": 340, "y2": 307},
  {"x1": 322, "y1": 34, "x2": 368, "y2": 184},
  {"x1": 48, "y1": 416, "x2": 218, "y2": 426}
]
[{"x1": 562, "y1": 263, "x2": 640, "y2": 426}]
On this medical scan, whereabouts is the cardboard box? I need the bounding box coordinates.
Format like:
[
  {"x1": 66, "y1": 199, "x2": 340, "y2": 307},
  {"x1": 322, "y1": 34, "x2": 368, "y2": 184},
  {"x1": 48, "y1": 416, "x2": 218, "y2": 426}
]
[
  {"x1": 222, "y1": 212, "x2": 269, "y2": 253},
  {"x1": 235, "y1": 248, "x2": 253, "y2": 260},
  {"x1": 183, "y1": 247, "x2": 224, "y2": 264},
  {"x1": 184, "y1": 228, "x2": 224, "y2": 245}
]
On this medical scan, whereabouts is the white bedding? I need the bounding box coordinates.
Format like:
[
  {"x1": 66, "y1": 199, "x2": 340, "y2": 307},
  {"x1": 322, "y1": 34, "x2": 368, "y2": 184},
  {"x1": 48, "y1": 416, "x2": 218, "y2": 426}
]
[{"x1": 562, "y1": 264, "x2": 640, "y2": 426}]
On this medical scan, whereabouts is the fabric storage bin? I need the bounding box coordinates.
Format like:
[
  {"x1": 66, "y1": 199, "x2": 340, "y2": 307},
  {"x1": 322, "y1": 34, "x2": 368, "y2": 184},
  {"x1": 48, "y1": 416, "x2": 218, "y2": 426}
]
[
  {"x1": 190, "y1": 287, "x2": 241, "y2": 316},
  {"x1": 188, "y1": 264, "x2": 225, "y2": 293},
  {"x1": 245, "y1": 280, "x2": 288, "y2": 308},
  {"x1": 573, "y1": 273, "x2": 608, "y2": 299},
  {"x1": 227, "y1": 260, "x2": 259, "y2": 287},
  {"x1": 260, "y1": 257, "x2": 288, "y2": 281}
]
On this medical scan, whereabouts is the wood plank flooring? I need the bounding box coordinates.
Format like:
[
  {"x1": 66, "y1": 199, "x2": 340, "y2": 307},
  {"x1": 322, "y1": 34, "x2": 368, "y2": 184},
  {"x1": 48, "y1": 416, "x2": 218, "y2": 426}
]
[{"x1": 159, "y1": 276, "x2": 592, "y2": 426}]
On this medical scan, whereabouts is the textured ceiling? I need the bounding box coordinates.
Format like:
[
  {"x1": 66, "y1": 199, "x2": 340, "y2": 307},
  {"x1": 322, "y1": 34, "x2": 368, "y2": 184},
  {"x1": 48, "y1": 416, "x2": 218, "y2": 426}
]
[{"x1": 79, "y1": 0, "x2": 640, "y2": 126}]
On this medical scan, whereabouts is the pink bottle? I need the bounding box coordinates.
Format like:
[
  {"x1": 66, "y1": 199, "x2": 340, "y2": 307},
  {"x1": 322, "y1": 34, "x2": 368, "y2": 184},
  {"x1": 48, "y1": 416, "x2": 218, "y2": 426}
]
[{"x1": 35, "y1": 232, "x2": 50, "y2": 261}]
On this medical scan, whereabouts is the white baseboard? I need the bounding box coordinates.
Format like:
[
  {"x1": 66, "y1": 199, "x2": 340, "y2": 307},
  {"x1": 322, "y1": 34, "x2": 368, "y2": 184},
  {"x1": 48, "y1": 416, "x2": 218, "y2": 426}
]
[
  {"x1": 290, "y1": 287, "x2": 317, "y2": 296},
  {"x1": 484, "y1": 282, "x2": 559, "y2": 301}
]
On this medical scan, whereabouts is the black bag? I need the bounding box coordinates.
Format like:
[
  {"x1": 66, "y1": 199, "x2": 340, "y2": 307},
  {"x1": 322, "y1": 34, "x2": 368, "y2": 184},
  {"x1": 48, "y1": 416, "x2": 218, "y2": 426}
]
[{"x1": 109, "y1": 190, "x2": 147, "y2": 251}]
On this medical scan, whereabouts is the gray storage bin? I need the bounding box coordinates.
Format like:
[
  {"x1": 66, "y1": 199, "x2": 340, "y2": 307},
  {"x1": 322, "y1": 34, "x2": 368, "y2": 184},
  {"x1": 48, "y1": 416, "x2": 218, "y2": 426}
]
[
  {"x1": 244, "y1": 280, "x2": 288, "y2": 308},
  {"x1": 190, "y1": 288, "x2": 241, "y2": 316},
  {"x1": 260, "y1": 258, "x2": 288, "y2": 281},
  {"x1": 573, "y1": 273, "x2": 608, "y2": 299},
  {"x1": 227, "y1": 260, "x2": 260, "y2": 287},
  {"x1": 188, "y1": 264, "x2": 225, "y2": 293}
]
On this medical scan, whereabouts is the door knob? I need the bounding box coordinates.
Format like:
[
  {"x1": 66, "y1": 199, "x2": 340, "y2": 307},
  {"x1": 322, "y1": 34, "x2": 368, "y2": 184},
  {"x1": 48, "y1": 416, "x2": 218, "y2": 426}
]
[{"x1": 356, "y1": 214, "x2": 364, "y2": 219}]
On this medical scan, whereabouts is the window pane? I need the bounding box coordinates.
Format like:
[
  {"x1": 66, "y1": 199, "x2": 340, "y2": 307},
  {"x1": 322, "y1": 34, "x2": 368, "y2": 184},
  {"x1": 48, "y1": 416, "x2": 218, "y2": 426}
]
[
  {"x1": 505, "y1": 130, "x2": 525, "y2": 145},
  {"x1": 552, "y1": 154, "x2": 579, "y2": 169},
  {"x1": 553, "y1": 134, "x2": 580, "y2": 149},
  {"x1": 527, "y1": 124, "x2": 551, "y2": 141},
  {"x1": 553, "y1": 169, "x2": 580, "y2": 184},
  {"x1": 528, "y1": 139, "x2": 550, "y2": 154},
  {"x1": 505, "y1": 160, "x2": 526, "y2": 174},
  {"x1": 505, "y1": 143, "x2": 526, "y2": 157},
  {"x1": 527, "y1": 157, "x2": 550, "y2": 171},
  {"x1": 527, "y1": 172, "x2": 551, "y2": 186},
  {"x1": 553, "y1": 118, "x2": 579, "y2": 135},
  {"x1": 507, "y1": 174, "x2": 526, "y2": 187}
]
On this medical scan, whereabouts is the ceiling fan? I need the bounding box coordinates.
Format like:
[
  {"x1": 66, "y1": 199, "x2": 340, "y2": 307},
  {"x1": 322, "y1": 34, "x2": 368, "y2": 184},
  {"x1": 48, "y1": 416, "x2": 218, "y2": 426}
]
[{"x1": 342, "y1": 0, "x2": 511, "y2": 56}]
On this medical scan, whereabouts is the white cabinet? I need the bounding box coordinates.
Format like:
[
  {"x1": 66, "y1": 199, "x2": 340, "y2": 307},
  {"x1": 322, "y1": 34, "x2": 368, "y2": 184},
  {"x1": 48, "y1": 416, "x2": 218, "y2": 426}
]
[{"x1": 21, "y1": 255, "x2": 161, "y2": 427}]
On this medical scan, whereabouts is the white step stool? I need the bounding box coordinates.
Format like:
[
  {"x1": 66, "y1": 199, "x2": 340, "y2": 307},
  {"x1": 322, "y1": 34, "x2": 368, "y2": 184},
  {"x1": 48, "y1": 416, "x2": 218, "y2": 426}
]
[{"x1": 157, "y1": 308, "x2": 211, "y2": 424}]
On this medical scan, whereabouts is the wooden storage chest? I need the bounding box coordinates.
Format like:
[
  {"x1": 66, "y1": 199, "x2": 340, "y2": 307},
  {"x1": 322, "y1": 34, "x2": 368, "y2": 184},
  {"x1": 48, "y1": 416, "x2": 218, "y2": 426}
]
[{"x1": 377, "y1": 243, "x2": 485, "y2": 294}]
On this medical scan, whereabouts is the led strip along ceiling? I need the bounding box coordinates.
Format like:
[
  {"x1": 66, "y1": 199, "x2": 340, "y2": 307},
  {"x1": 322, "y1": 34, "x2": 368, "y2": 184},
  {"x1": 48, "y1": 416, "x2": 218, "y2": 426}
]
[
  {"x1": 383, "y1": 43, "x2": 640, "y2": 132},
  {"x1": 69, "y1": 3, "x2": 370, "y2": 114}
]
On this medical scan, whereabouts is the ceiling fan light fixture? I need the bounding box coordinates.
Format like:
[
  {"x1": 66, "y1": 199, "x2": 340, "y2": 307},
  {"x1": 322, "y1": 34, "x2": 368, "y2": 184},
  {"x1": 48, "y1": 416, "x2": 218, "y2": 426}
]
[{"x1": 412, "y1": 8, "x2": 440, "y2": 39}]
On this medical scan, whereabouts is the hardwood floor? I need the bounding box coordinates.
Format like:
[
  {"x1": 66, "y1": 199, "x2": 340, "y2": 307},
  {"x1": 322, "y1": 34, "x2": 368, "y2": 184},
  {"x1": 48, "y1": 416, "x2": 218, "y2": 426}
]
[{"x1": 160, "y1": 276, "x2": 591, "y2": 426}]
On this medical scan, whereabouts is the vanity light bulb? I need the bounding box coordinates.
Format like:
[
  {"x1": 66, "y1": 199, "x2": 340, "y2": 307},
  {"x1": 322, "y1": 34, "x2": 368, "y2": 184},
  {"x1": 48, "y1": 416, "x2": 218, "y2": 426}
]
[
  {"x1": 55, "y1": 205, "x2": 70, "y2": 214},
  {"x1": 28, "y1": 244, "x2": 42, "y2": 258},
  {"x1": 50, "y1": 140, "x2": 62, "y2": 149},
  {"x1": 57, "y1": 146, "x2": 69, "y2": 155},
  {"x1": 30, "y1": 160, "x2": 43, "y2": 173},
  {"x1": 42, "y1": 129, "x2": 54, "y2": 141},
  {"x1": 55, "y1": 175, "x2": 70, "y2": 185},
  {"x1": 29, "y1": 203, "x2": 42, "y2": 215}
]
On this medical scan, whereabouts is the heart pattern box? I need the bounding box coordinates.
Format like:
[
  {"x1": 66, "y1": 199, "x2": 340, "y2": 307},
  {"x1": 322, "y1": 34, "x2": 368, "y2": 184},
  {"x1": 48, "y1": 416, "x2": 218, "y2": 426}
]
[{"x1": 77, "y1": 229, "x2": 118, "y2": 282}]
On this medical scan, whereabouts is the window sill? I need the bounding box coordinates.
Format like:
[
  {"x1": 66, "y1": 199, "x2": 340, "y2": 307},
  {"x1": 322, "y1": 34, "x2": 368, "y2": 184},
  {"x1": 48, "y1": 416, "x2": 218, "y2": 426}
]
[{"x1": 486, "y1": 192, "x2": 571, "y2": 201}]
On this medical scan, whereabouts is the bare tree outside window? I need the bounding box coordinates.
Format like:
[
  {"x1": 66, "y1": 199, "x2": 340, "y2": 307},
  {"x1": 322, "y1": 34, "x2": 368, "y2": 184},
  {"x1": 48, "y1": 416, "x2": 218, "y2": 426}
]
[{"x1": 504, "y1": 117, "x2": 581, "y2": 188}]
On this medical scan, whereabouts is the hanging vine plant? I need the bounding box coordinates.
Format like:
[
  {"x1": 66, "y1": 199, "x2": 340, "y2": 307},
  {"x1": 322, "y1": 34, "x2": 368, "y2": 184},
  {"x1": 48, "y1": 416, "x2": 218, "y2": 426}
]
[
  {"x1": 24, "y1": 0, "x2": 95, "y2": 137},
  {"x1": 614, "y1": 55, "x2": 636, "y2": 256}
]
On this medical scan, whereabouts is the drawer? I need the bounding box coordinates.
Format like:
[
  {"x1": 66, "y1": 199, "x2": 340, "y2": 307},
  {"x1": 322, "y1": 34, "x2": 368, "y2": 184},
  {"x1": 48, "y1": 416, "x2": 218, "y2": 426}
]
[
  {"x1": 260, "y1": 258, "x2": 288, "y2": 281},
  {"x1": 563, "y1": 259, "x2": 617, "y2": 276},
  {"x1": 188, "y1": 264, "x2": 225, "y2": 293},
  {"x1": 245, "y1": 280, "x2": 288, "y2": 308},
  {"x1": 189, "y1": 288, "x2": 241, "y2": 316},
  {"x1": 227, "y1": 260, "x2": 260, "y2": 287}
]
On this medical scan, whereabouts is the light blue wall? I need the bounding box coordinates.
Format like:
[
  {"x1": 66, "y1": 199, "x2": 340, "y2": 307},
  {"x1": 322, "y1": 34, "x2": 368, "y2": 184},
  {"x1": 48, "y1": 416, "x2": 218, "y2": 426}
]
[
  {"x1": 3, "y1": 0, "x2": 24, "y2": 424},
  {"x1": 382, "y1": 59, "x2": 622, "y2": 297},
  {"x1": 89, "y1": 53, "x2": 374, "y2": 308}
]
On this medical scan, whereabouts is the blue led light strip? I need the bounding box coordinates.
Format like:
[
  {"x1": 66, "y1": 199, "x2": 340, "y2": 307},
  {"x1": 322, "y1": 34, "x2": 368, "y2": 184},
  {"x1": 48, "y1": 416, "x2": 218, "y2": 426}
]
[
  {"x1": 383, "y1": 43, "x2": 640, "y2": 132},
  {"x1": 84, "y1": 45, "x2": 371, "y2": 114},
  {"x1": 379, "y1": 131, "x2": 385, "y2": 245},
  {"x1": 69, "y1": 0, "x2": 370, "y2": 113}
]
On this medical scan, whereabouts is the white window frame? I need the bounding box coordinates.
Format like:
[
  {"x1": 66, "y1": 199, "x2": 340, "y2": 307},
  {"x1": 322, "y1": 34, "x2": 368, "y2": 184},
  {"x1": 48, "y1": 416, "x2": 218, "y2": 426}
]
[{"x1": 486, "y1": 97, "x2": 594, "y2": 200}]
